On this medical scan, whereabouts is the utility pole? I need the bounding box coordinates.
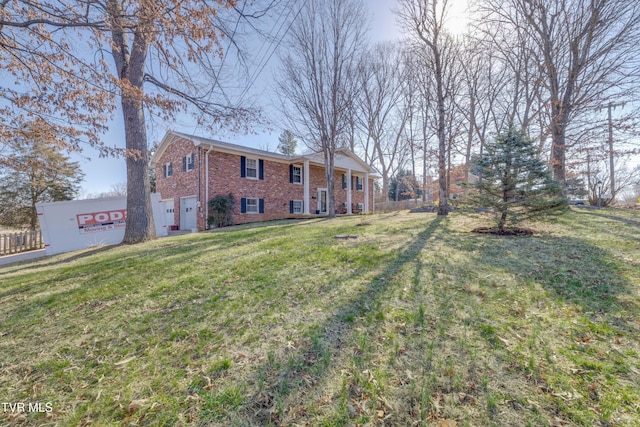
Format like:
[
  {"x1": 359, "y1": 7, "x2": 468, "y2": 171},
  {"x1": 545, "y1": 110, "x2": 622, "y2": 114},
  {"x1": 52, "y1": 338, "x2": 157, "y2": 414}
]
[{"x1": 606, "y1": 102, "x2": 624, "y2": 204}]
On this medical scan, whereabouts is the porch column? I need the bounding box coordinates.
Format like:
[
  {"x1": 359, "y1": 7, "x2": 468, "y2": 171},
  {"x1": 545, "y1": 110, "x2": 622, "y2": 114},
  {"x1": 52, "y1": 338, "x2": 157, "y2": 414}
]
[
  {"x1": 347, "y1": 169, "x2": 352, "y2": 214},
  {"x1": 303, "y1": 160, "x2": 310, "y2": 214},
  {"x1": 364, "y1": 172, "x2": 370, "y2": 212}
]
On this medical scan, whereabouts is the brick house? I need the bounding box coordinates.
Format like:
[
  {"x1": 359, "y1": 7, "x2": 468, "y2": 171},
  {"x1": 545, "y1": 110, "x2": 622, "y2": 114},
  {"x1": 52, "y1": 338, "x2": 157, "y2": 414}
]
[{"x1": 150, "y1": 131, "x2": 377, "y2": 231}]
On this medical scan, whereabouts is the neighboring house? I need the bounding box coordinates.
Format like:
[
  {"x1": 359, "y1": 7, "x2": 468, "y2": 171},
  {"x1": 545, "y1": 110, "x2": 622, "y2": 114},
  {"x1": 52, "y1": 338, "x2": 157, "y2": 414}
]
[
  {"x1": 150, "y1": 131, "x2": 378, "y2": 230},
  {"x1": 427, "y1": 164, "x2": 479, "y2": 203}
]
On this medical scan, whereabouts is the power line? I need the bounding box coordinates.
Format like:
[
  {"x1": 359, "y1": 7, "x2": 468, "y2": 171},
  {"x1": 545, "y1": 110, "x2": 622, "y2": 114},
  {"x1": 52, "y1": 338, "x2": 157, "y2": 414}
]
[{"x1": 238, "y1": 0, "x2": 309, "y2": 105}]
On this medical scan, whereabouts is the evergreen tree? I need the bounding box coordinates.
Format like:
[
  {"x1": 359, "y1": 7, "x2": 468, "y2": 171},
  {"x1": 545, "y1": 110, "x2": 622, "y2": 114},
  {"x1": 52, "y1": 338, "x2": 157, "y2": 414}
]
[
  {"x1": 277, "y1": 130, "x2": 298, "y2": 156},
  {"x1": 462, "y1": 127, "x2": 567, "y2": 232},
  {"x1": 0, "y1": 134, "x2": 83, "y2": 230}
]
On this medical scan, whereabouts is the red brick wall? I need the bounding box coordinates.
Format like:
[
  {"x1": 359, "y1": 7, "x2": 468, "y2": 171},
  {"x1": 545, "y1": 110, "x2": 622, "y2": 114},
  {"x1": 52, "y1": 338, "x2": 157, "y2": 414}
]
[
  {"x1": 206, "y1": 151, "x2": 304, "y2": 225},
  {"x1": 155, "y1": 138, "x2": 376, "y2": 229},
  {"x1": 155, "y1": 138, "x2": 203, "y2": 228}
]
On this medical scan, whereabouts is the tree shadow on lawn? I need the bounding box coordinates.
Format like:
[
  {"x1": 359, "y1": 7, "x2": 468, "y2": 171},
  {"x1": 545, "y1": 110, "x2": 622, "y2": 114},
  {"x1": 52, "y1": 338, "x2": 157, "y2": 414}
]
[
  {"x1": 448, "y1": 232, "x2": 637, "y2": 320},
  {"x1": 573, "y1": 208, "x2": 640, "y2": 228},
  {"x1": 229, "y1": 217, "x2": 443, "y2": 425}
]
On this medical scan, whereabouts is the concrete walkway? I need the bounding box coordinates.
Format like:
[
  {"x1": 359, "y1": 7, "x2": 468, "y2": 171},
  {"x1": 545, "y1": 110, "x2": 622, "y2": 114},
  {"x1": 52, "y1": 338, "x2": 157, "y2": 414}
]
[{"x1": 0, "y1": 249, "x2": 47, "y2": 267}]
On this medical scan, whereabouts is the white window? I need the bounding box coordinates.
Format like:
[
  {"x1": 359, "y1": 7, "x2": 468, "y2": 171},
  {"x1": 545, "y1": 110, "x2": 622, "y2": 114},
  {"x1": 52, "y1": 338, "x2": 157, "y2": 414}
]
[
  {"x1": 292, "y1": 165, "x2": 302, "y2": 184},
  {"x1": 164, "y1": 162, "x2": 173, "y2": 178},
  {"x1": 246, "y1": 197, "x2": 259, "y2": 214},
  {"x1": 186, "y1": 153, "x2": 194, "y2": 171},
  {"x1": 357, "y1": 203, "x2": 364, "y2": 211},
  {"x1": 292, "y1": 200, "x2": 303, "y2": 214},
  {"x1": 246, "y1": 158, "x2": 258, "y2": 179},
  {"x1": 356, "y1": 176, "x2": 363, "y2": 191}
]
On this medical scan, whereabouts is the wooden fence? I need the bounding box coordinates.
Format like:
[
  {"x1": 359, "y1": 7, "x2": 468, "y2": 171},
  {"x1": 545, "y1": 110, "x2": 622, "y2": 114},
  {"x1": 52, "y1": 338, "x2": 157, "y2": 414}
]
[{"x1": 0, "y1": 230, "x2": 44, "y2": 256}]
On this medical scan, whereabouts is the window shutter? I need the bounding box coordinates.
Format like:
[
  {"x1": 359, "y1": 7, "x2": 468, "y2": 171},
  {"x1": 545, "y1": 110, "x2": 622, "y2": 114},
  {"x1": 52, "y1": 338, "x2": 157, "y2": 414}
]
[
  {"x1": 289, "y1": 164, "x2": 294, "y2": 183},
  {"x1": 163, "y1": 164, "x2": 167, "y2": 178},
  {"x1": 259, "y1": 198, "x2": 265, "y2": 214},
  {"x1": 290, "y1": 200, "x2": 294, "y2": 214},
  {"x1": 342, "y1": 174, "x2": 346, "y2": 189},
  {"x1": 241, "y1": 198, "x2": 247, "y2": 213},
  {"x1": 259, "y1": 159, "x2": 264, "y2": 180},
  {"x1": 351, "y1": 176, "x2": 354, "y2": 190},
  {"x1": 182, "y1": 156, "x2": 187, "y2": 172},
  {"x1": 240, "y1": 156, "x2": 246, "y2": 178}
]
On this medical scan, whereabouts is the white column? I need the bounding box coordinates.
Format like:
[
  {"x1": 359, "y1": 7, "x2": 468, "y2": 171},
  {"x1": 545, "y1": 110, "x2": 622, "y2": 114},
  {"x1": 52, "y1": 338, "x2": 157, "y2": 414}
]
[
  {"x1": 303, "y1": 160, "x2": 310, "y2": 214},
  {"x1": 346, "y1": 169, "x2": 352, "y2": 214},
  {"x1": 364, "y1": 172, "x2": 370, "y2": 212}
]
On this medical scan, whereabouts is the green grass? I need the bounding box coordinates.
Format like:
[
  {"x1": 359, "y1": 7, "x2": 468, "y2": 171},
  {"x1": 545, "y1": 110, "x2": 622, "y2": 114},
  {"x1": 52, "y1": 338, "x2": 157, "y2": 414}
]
[{"x1": 1, "y1": 208, "x2": 639, "y2": 426}]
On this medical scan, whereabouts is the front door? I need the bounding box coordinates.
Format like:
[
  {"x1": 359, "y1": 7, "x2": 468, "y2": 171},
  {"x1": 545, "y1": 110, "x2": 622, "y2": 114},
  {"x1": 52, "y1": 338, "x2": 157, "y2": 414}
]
[
  {"x1": 163, "y1": 199, "x2": 175, "y2": 228},
  {"x1": 180, "y1": 196, "x2": 197, "y2": 230},
  {"x1": 318, "y1": 189, "x2": 328, "y2": 214}
]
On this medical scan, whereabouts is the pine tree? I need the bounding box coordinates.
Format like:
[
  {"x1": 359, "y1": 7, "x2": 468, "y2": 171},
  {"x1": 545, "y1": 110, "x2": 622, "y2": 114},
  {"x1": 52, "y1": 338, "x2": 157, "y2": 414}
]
[
  {"x1": 277, "y1": 130, "x2": 298, "y2": 156},
  {"x1": 463, "y1": 127, "x2": 568, "y2": 233}
]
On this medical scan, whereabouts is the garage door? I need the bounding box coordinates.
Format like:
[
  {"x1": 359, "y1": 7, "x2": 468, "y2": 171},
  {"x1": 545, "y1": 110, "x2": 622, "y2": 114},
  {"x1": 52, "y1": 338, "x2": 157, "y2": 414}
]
[{"x1": 180, "y1": 196, "x2": 197, "y2": 230}]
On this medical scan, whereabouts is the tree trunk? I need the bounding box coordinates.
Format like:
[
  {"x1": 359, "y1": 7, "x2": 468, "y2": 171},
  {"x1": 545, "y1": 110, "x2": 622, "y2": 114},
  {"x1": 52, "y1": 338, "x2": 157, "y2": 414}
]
[
  {"x1": 498, "y1": 211, "x2": 507, "y2": 232},
  {"x1": 30, "y1": 188, "x2": 38, "y2": 231},
  {"x1": 323, "y1": 140, "x2": 336, "y2": 218},
  {"x1": 121, "y1": 96, "x2": 156, "y2": 243},
  {"x1": 422, "y1": 113, "x2": 428, "y2": 203},
  {"x1": 436, "y1": 71, "x2": 448, "y2": 216},
  {"x1": 110, "y1": 15, "x2": 156, "y2": 244},
  {"x1": 550, "y1": 114, "x2": 566, "y2": 184},
  {"x1": 381, "y1": 174, "x2": 390, "y2": 204},
  {"x1": 465, "y1": 88, "x2": 475, "y2": 183},
  {"x1": 30, "y1": 204, "x2": 38, "y2": 231},
  {"x1": 432, "y1": 31, "x2": 448, "y2": 216}
]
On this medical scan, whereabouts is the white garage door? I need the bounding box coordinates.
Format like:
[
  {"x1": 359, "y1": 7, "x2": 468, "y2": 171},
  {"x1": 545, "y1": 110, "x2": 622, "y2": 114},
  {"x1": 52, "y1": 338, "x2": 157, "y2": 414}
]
[{"x1": 180, "y1": 196, "x2": 198, "y2": 230}]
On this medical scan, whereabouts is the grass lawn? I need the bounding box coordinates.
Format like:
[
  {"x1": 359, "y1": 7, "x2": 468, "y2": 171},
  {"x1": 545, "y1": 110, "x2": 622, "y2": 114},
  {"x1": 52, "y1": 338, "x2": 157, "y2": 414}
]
[{"x1": 1, "y1": 208, "x2": 639, "y2": 426}]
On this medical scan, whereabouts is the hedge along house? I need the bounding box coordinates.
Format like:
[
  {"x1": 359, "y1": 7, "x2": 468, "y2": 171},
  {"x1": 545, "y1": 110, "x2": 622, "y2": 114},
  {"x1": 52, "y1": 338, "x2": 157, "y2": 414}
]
[{"x1": 151, "y1": 131, "x2": 378, "y2": 231}]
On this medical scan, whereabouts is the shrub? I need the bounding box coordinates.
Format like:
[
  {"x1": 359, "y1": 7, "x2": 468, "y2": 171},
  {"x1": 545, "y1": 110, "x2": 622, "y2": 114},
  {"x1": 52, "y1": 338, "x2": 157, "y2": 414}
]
[{"x1": 207, "y1": 193, "x2": 235, "y2": 228}]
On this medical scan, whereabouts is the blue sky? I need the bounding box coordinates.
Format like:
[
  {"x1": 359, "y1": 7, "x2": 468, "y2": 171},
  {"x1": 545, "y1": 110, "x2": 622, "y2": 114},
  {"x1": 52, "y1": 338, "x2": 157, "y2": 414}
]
[{"x1": 77, "y1": 0, "x2": 409, "y2": 195}]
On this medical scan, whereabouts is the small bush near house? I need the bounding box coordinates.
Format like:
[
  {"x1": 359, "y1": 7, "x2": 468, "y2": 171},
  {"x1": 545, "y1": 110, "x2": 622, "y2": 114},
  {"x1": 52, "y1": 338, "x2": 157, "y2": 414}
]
[{"x1": 207, "y1": 193, "x2": 235, "y2": 228}]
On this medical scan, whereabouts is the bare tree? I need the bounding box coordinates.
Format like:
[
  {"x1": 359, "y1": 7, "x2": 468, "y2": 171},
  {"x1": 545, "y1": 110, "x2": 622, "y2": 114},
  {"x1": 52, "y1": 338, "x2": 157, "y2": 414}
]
[
  {"x1": 456, "y1": 32, "x2": 524, "y2": 183},
  {"x1": 1, "y1": 4, "x2": 116, "y2": 158},
  {"x1": 479, "y1": 0, "x2": 640, "y2": 184},
  {"x1": 1, "y1": 1, "x2": 274, "y2": 243},
  {"x1": 397, "y1": 0, "x2": 460, "y2": 215},
  {"x1": 278, "y1": 0, "x2": 368, "y2": 218},
  {"x1": 83, "y1": 182, "x2": 128, "y2": 199},
  {"x1": 356, "y1": 42, "x2": 410, "y2": 203}
]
